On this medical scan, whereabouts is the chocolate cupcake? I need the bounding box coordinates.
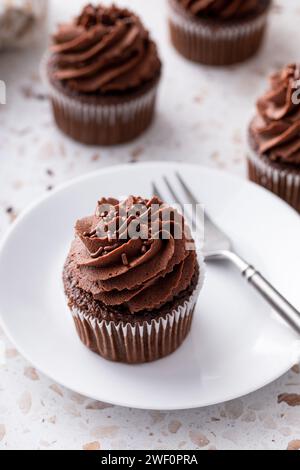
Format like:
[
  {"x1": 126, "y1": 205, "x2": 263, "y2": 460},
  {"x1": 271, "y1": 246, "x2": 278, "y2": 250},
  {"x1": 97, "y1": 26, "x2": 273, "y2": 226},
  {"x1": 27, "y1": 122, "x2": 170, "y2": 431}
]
[
  {"x1": 43, "y1": 4, "x2": 162, "y2": 146},
  {"x1": 0, "y1": 0, "x2": 48, "y2": 50},
  {"x1": 63, "y1": 196, "x2": 204, "y2": 364},
  {"x1": 248, "y1": 64, "x2": 300, "y2": 213},
  {"x1": 168, "y1": 0, "x2": 272, "y2": 66}
]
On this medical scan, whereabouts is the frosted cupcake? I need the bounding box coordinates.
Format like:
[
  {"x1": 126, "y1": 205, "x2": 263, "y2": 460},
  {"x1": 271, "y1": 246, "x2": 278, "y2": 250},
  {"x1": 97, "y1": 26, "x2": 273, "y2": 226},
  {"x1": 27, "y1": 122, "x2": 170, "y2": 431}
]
[
  {"x1": 168, "y1": 0, "x2": 272, "y2": 66},
  {"x1": 248, "y1": 64, "x2": 300, "y2": 213},
  {"x1": 44, "y1": 4, "x2": 162, "y2": 146},
  {"x1": 0, "y1": 0, "x2": 47, "y2": 50},
  {"x1": 63, "y1": 196, "x2": 204, "y2": 364}
]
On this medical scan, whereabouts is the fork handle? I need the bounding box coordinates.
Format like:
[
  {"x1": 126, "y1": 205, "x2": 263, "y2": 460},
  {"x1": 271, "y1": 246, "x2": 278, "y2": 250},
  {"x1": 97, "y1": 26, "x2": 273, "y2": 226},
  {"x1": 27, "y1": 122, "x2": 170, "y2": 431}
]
[
  {"x1": 242, "y1": 266, "x2": 300, "y2": 335},
  {"x1": 208, "y1": 250, "x2": 300, "y2": 335}
]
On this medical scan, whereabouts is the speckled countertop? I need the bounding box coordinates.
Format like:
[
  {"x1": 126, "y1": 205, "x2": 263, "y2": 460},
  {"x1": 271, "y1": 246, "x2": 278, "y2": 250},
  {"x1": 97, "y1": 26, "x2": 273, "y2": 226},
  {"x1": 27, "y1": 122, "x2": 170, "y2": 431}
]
[{"x1": 0, "y1": 0, "x2": 300, "y2": 451}]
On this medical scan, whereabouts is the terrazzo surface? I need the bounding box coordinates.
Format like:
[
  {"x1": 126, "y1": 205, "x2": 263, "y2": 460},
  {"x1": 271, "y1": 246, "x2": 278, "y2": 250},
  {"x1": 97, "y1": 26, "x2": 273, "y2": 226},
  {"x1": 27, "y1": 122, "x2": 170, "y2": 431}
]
[{"x1": 0, "y1": 0, "x2": 300, "y2": 451}]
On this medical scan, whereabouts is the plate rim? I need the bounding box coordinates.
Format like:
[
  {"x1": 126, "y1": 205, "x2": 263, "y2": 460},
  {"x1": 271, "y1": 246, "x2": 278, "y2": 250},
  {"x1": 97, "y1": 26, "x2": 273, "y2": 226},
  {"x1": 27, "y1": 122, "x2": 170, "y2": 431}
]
[{"x1": 0, "y1": 161, "x2": 299, "y2": 411}]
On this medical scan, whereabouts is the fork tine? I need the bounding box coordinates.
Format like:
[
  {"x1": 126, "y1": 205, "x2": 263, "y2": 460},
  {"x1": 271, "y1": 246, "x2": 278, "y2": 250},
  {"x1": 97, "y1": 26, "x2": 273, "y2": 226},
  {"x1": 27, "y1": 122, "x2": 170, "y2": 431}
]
[
  {"x1": 152, "y1": 177, "x2": 194, "y2": 228},
  {"x1": 152, "y1": 182, "x2": 164, "y2": 201},
  {"x1": 153, "y1": 174, "x2": 232, "y2": 254},
  {"x1": 175, "y1": 172, "x2": 198, "y2": 206},
  {"x1": 176, "y1": 172, "x2": 232, "y2": 252},
  {"x1": 176, "y1": 172, "x2": 216, "y2": 229},
  {"x1": 163, "y1": 176, "x2": 185, "y2": 214}
]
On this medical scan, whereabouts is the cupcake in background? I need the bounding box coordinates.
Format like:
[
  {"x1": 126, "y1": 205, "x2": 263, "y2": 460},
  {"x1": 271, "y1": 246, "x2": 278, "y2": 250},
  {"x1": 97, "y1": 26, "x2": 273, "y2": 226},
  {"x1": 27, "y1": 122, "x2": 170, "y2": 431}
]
[
  {"x1": 248, "y1": 64, "x2": 300, "y2": 213},
  {"x1": 43, "y1": 4, "x2": 162, "y2": 146},
  {"x1": 0, "y1": 0, "x2": 48, "y2": 50},
  {"x1": 63, "y1": 196, "x2": 204, "y2": 364},
  {"x1": 168, "y1": 0, "x2": 272, "y2": 66}
]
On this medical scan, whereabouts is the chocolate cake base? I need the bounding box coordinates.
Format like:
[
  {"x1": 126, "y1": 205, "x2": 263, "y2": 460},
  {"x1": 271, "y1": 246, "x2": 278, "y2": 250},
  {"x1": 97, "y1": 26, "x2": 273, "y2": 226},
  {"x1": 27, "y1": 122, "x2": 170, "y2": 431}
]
[
  {"x1": 168, "y1": 0, "x2": 271, "y2": 66},
  {"x1": 63, "y1": 257, "x2": 201, "y2": 364},
  {"x1": 44, "y1": 58, "x2": 161, "y2": 146},
  {"x1": 248, "y1": 131, "x2": 300, "y2": 214}
]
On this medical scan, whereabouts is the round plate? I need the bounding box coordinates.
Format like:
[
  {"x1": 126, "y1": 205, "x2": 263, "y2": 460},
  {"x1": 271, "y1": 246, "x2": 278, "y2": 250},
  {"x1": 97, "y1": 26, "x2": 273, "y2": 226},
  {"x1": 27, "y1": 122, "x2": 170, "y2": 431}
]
[{"x1": 0, "y1": 162, "x2": 300, "y2": 411}]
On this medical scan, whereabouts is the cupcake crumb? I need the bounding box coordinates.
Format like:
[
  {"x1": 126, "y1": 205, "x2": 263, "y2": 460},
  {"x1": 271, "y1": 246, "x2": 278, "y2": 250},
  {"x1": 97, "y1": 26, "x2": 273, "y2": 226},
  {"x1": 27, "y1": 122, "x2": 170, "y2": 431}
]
[
  {"x1": 83, "y1": 441, "x2": 101, "y2": 451},
  {"x1": 278, "y1": 393, "x2": 300, "y2": 407}
]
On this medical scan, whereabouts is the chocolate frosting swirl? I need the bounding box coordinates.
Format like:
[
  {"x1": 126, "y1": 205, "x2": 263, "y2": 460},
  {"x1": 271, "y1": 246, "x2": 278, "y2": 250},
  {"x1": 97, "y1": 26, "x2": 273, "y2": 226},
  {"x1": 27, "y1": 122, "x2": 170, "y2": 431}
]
[
  {"x1": 66, "y1": 196, "x2": 198, "y2": 315},
  {"x1": 250, "y1": 64, "x2": 300, "y2": 165},
  {"x1": 176, "y1": 0, "x2": 263, "y2": 20},
  {"x1": 50, "y1": 4, "x2": 161, "y2": 94}
]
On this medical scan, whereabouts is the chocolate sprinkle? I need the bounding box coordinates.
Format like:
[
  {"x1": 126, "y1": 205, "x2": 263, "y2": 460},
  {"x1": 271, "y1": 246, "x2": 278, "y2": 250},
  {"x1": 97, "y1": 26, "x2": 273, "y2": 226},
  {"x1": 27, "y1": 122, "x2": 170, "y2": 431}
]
[
  {"x1": 103, "y1": 243, "x2": 119, "y2": 253},
  {"x1": 86, "y1": 229, "x2": 97, "y2": 237},
  {"x1": 90, "y1": 247, "x2": 104, "y2": 259},
  {"x1": 122, "y1": 253, "x2": 129, "y2": 266}
]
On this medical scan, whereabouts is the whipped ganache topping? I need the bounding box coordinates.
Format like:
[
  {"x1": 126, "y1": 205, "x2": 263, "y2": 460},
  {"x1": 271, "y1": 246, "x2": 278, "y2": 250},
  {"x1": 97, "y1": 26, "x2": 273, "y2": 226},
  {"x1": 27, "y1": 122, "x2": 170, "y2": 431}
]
[
  {"x1": 175, "y1": 0, "x2": 265, "y2": 20},
  {"x1": 66, "y1": 196, "x2": 198, "y2": 314},
  {"x1": 251, "y1": 64, "x2": 300, "y2": 165},
  {"x1": 50, "y1": 4, "x2": 161, "y2": 94}
]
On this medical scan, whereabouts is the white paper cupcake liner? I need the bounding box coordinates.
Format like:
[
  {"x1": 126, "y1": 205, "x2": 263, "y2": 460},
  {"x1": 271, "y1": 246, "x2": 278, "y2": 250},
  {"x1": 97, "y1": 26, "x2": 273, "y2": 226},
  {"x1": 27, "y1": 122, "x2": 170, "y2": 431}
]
[
  {"x1": 168, "y1": 0, "x2": 270, "y2": 65},
  {"x1": 41, "y1": 54, "x2": 159, "y2": 146},
  {"x1": 248, "y1": 147, "x2": 300, "y2": 213},
  {"x1": 70, "y1": 253, "x2": 205, "y2": 364}
]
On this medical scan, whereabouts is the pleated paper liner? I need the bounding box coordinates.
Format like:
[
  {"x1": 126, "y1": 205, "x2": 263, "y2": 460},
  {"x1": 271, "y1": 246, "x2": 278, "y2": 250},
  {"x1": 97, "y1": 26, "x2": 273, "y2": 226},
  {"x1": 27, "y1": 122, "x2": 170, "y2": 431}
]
[
  {"x1": 248, "y1": 147, "x2": 300, "y2": 214},
  {"x1": 168, "y1": 0, "x2": 271, "y2": 66},
  {"x1": 70, "y1": 254, "x2": 205, "y2": 365},
  {"x1": 41, "y1": 55, "x2": 160, "y2": 146}
]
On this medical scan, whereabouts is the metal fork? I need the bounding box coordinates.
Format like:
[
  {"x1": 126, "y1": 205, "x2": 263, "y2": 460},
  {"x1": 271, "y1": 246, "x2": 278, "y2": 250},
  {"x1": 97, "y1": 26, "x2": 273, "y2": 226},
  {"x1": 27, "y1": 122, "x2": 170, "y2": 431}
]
[{"x1": 152, "y1": 173, "x2": 300, "y2": 335}]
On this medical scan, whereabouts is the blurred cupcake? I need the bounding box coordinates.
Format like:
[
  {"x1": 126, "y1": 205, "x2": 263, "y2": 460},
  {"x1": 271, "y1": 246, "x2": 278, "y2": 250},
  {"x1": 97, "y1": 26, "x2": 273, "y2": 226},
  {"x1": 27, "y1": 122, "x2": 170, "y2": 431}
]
[
  {"x1": 0, "y1": 0, "x2": 48, "y2": 50},
  {"x1": 43, "y1": 4, "x2": 162, "y2": 146},
  {"x1": 248, "y1": 64, "x2": 300, "y2": 213},
  {"x1": 63, "y1": 196, "x2": 204, "y2": 364},
  {"x1": 168, "y1": 0, "x2": 272, "y2": 66}
]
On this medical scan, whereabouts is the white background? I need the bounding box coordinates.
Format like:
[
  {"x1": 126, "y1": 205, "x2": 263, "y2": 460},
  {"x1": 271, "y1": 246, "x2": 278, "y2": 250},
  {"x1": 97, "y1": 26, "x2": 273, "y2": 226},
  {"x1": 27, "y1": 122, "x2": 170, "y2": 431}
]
[{"x1": 0, "y1": 0, "x2": 300, "y2": 451}]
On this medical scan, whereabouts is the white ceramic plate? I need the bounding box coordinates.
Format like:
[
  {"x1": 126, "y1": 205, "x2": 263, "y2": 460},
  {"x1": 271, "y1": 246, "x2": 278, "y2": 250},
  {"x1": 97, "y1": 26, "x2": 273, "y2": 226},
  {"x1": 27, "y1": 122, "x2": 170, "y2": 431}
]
[{"x1": 0, "y1": 162, "x2": 300, "y2": 411}]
